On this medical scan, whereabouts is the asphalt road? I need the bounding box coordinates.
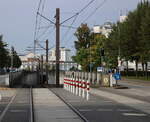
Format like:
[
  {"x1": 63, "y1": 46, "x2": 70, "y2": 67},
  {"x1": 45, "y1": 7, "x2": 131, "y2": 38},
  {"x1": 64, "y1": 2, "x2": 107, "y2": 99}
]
[
  {"x1": 0, "y1": 89, "x2": 32, "y2": 122},
  {"x1": 51, "y1": 88, "x2": 150, "y2": 122}
]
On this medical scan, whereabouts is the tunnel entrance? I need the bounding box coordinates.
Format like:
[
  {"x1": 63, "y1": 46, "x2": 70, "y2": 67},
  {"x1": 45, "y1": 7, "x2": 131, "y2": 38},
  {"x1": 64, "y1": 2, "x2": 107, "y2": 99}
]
[{"x1": 10, "y1": 71, "x2": 41, "y2": 88}]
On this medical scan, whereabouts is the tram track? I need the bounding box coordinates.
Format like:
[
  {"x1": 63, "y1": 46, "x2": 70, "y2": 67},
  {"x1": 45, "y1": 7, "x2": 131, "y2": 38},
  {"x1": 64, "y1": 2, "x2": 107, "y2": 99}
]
[
  {"x1": 0, "y1": 87, "x2": 34, "y2": 122},
  {"x1": 49, "y1": 88, "x2": 89, "y2": 122}
]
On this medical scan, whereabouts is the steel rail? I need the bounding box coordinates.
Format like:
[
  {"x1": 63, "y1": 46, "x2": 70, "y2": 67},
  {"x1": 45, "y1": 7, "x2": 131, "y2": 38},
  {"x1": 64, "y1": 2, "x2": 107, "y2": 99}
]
[
  {"x1": 49, "y1": 88, "x2": 89, "y2": 122},
  {"x1": 30, "y1": 87, "x2": 34, "y2": 122}
]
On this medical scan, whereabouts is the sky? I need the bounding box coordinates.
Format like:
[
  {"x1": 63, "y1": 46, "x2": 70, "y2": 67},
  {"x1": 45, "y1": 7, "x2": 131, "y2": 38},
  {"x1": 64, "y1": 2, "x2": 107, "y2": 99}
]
[{"x1": 0, "y1": 0, "x2": 141, "y2": 55}]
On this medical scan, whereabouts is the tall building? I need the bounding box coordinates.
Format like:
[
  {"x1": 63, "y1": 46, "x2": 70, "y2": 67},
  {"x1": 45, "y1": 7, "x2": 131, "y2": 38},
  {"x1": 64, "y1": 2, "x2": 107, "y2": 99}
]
[
  {"x1": 93, "y1": 22, "x2": 113, "y2": 38},
  {"x1": 48, "y1": 47, "x2": 78, "y2": 71},
  {"x1": 119, "y1": 15, "x2": 127, "y2": 23},
  {"x1": 19, "y1": 53, "x2": 39, "y2": 70},
  {"x1": 49, "y1": 47, "x2": 71, "y2": 62}
]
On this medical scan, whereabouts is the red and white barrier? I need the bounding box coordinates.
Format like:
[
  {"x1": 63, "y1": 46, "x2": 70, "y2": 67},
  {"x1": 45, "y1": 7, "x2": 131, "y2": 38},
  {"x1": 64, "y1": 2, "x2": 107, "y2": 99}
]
[{"x1": 64, "y1": 72, "x2": 90, "y2": 101}]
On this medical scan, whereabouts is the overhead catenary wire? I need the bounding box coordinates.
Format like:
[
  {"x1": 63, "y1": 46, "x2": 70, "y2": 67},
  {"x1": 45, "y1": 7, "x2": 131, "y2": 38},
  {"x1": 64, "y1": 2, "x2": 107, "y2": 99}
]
[
  {"x1": 61, "y1": 25, "x2": 77, "y2": 29},
  {"x1": 82, "y1": 0, "x2": 107, "y2": 23},
  {"x1": 62, "y1": 0, "x2": 107, "y2": 49},
  {"x1": 60, "y1": 0, "x2": 95, "y2": 25},
  {"x1": 33, "y1": 0, "x2": 106, "y2": 55},
  {"x1": 37, "y1": 25, "x2": 55, "y2": 39},
  {"x1": 37, "y1": 0, "x2": 46, "y2": 38},
  {"x1": 61, "y1": 15, "x2": 78, "y2": 42},
  {"x1": 34, "y1": 0, "x2": 43, "y2": 56},
  {"x1": 34, "y1": 0, "x2": 42, "y2": 41},
  {"x1": 37, "y1": 12, "x2": 55, "y2": 24},
  {"x1": 61, "y1": 0, "x2": 96, "y2": 46}
]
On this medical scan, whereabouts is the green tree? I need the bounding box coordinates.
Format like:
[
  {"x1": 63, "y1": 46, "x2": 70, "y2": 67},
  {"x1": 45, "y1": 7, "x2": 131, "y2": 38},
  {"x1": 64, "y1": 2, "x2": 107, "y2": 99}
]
[
  {"x1": 106, "y1": 1, "x2": 150, "y2": 76},
  {"x1": 140, "y1": 2, "x2": 150, "y2": 75},
  {"x1": 0, "y1": 35, "x2": 10, "y2": 68},
  {"x1": 73, "y1": 23, "x2": 107, "y2": 71},
  {"x1": 11, "y1": 46, "x2": 22, "y2": 68},
  {"x1": 74, "y1": 24, "x2": 91, "y2": 50}
]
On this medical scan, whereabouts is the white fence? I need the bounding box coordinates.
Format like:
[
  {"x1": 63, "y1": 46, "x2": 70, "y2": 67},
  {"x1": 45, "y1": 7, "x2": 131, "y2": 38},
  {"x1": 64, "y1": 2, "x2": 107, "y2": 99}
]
[
  {"x1": 63, "y1": 71, "x2": 95, "y2": 101},
  {"x1": 63, "y1": 71, "x2": 117, "y2": 100}
]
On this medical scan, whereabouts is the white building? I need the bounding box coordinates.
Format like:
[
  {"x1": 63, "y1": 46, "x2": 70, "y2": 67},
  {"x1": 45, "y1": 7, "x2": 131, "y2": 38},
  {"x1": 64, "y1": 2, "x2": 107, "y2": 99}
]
[
  {"x1": 93, "y1": 22, "x2": 113, "y2": 38},
  {"x1": 48, "y1": 47, "x2": 78, "y2": 71},
  {"x1": 119, "y1": 15, "x2": 127, "y2": 23},
  {"x1": 49, "y1": 47, "x2": 71, "y2": 62},
  {"x1": 19, "y1": 53, "x2": 39, "y2": 70}
]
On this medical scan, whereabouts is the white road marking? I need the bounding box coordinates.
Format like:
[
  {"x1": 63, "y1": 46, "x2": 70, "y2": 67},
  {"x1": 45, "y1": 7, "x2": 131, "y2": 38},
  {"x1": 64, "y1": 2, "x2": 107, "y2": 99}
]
[
  {"x1": 122, "y1": 113, "x2": 147, "y2": 116},
  {"x1": 10, "y1": 110, "x2": 27, "y2": 113},
  {"x1": 97, "y1": 109, "x2": 113, "y2": 112},
  {"x1": 79, "y1": 109, "x2": 92, "y2": 112},
  {"x1": 117, "y1": 109, "x2": 133, "y2": 112},
  {"x1": 56, "y1": 109, "x2": 73, "y2": 112}
]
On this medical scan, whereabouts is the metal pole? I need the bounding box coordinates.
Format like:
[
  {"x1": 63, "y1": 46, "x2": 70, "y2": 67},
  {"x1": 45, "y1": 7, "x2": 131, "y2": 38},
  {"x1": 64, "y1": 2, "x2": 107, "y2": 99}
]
[
  {"x1": 11, "y1": 47, "x2": 13, "y2": 71},
  {"x1": 56, "y1": 8, "x2": 60, "y2": 87},
  {"x1": 46, "y1": 40, "x2": 49, "y2": 84},
  {"x1": 41, "y1": 55, "x2": 43, "y2": 84},
  {"x1": 10, "y1": 46, "x2": 13, "y2": 87}
]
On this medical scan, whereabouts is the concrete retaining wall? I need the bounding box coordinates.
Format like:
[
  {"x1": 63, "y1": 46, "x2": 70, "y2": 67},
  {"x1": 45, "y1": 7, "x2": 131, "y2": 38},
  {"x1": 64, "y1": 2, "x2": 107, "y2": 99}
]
[
  {"x1": 64, "y1": 71, "x2": 104, "y2": 86},
  {"x1": 0, "y1": 74, "x2": 9, "y2": 86}
]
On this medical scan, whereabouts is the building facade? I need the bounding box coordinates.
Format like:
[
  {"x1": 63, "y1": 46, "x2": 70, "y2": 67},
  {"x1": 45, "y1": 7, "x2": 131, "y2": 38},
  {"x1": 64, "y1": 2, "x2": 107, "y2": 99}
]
[
  {"x1": 93, "y1": 22, "x2": 113, "y2": 38},
  {"x1": 48, "y1": 47, "x2": 78, "y2": 71},
  {"x1": 19, "y1": 53, "x2": 39, "y2": 70}
]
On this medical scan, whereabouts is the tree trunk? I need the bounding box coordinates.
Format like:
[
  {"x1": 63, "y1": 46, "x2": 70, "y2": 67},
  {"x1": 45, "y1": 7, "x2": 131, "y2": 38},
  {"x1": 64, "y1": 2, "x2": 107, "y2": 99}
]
[
  {"x1": 135, "y1": 60, "x2": 138, "y2": 78},
  {"x1": 142, "y1": 62, "x2": 145, "y2": 76},
  {"x1": 145, "y1": 62, "x2": 148, "y2": 80},
  {"x1": 126, "y1": 61, "x2": 128, "y2": 76}
]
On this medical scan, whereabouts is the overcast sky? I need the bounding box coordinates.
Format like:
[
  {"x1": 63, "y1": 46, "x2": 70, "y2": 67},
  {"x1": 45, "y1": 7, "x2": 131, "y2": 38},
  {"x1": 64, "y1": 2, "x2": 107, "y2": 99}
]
[{"x1": 0, "y1": 0, "x2": 141, "y2": 54}]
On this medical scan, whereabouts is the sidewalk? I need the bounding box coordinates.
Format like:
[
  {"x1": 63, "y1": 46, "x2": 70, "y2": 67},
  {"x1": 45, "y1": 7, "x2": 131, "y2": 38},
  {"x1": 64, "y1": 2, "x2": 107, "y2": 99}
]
[
  {"x1": 51, "y1": 88, "x2": 150, "y2": 122},
  {"x1": 90, "y1": 88, "x2": 150, "y2": 114},
  {"x1": 33, "y1": 88, "x2": 83, "y2": 122}
]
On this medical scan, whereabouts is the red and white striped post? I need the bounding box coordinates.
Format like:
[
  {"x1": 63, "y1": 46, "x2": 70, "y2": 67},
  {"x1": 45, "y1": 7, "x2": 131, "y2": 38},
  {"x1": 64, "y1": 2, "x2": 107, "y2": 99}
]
[
  {"x1": 64, "y1": 72, "x2": 66, "y2": 90},
  {"x1": 75, "y1": 72, "x2": 79, "y2": 95},
  {"x1": 86, "y1": 72, "x2": 90, "y2": 101},
  {"x1": 82, "y1": 72, "x2": 85, "y2": 98},
  {"x1": 79, "y1": 72, "x2": 82, "y2": 97},
  {"x1": 68, "y1": 72, "x2": 71, "y2": 91},
  {"x1": 72, "y1": 72, "x2": 75, "y2": 94}
]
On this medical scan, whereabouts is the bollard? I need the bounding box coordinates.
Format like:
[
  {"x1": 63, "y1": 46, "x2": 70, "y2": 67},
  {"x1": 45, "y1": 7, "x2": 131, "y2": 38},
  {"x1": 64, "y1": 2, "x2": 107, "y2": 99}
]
[
  {"x1": 78, "y1": 72, "x2": 81, "y2": 97},
  {"x1": 66, "y1": 72, "x2": 69, "y2": 91},
  {"x1": 110, "y1": 73, "x2": 113, "y2": 87},
  {"x1": 73, "y1": 72, "x2": 76, "y2": 94},
  {"x1": 76, "y1": 72, "x2": 79, "y2": 95},
  {"x1": 86, "y1": 79, "x2": 90, "y2": 101},
  {"x1": 72, "y1": 72, "x2": 75, "y2": 94},
  {"x1": 86, "y1": 72, "x2": 90, "y2": 101},
  {"x1": 69, "y1": 72, "x2": 72, "y2": 92},
  {"x1": 82, "y1": 72, "x2": 85, "y2": 98}
]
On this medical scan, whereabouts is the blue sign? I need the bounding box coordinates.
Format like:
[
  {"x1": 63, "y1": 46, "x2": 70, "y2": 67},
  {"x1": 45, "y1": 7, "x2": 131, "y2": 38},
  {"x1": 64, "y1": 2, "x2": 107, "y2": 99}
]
[
  {"x1": 113, "y1": 73, "x2": 121, "y2": 80},
  {"x1": 97, "y1": 67, "x2": 103, "y2": 72}
]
